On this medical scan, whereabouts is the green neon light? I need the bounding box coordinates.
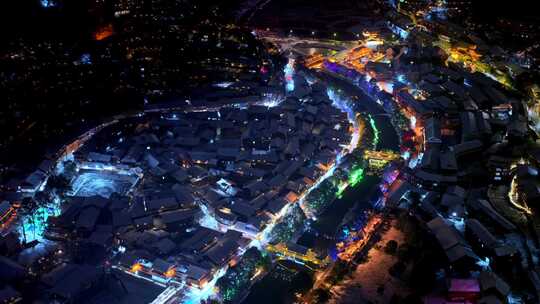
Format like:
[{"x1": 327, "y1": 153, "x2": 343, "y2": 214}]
[
  {"x1": 335, "y1": 167, "x2": 365, "y2": 199},
  {"x1": 348, "y1": 167, "x2": 365, "y2": 187},
  {"x1": 336, "y1": 181, "x2": 348, "y2": 198},
  {"x1": 368, "y1": 114, "x2": 379, "y2": 147}
]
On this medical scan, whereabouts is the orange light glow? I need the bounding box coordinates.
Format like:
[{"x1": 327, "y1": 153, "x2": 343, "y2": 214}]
[
  {"x1": 130, "y1": 263, "x2": 143, "y2": 273},
  {"x1": 305, "y1": 53, "x2": 325, "y2": 69},
  {"x1": 250, "y1": 268, "x2": 263, "y2": 281},
  {"x1": 164, "y1": 267, "x2": 176, "y2": 278},
  {"x1": 95, "y1": 24, "x2": 113, "y2": 41},
  {"x1": 337, "y1": 215, "x2": 383, "y2": 261},
  {"x1": 316, "y1": 162, "x2": 333, "y2": 171},
  {"x1": 199, "y1": 279, "x2": 208, "y2": 288},
  {"x1": 285, "y1": 192, "x2": 299, "y2": 204}
]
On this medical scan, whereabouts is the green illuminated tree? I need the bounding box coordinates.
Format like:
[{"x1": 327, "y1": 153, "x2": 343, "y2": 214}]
[{"x1": 217, "y1": 248, "x2": 266, "y2": 303}]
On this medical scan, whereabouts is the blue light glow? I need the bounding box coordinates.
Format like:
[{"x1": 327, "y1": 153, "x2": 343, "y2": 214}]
[
  {"x1": 389, "y1": 25, "x2": 409, "y2": 40},
  {"x1": 214, "y1": 82, "x2": 234, "y2": 88},
  {"x1": 284, "y1": 58, "x2": 295, "y2": 92},
  {"x1": 258, "y1": 93, "x2": 285, "y2": 108},
  {"x1": 40, "y1": 0, "x2": 56, "y2": 8},
  {"x1": 396, "y1": 74, "x2": 407, "y2": 84},
  {"x1": 80, "y1": 53, "x2": 92, "y2": 65},
  {"x1": 401, "y1": 150, "x2": 411, "y2": 160},
  {"x1": 69, "y1": 170, "x2": 139, "y2": 198},
  {"x1": 476, "y1": 257, "x2": 491, "y2": 270},
  {"x1": 19, "y1": 197, "x2": 61, "y2": 243}
]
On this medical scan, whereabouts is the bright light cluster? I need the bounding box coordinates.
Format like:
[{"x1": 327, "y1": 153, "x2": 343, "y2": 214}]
[
  {"x1": 18, "y1": 196, "x2": 61, "y2": 243},
  {"x1": 284, "y1": 58, "x2": 295, "y2": 92}
]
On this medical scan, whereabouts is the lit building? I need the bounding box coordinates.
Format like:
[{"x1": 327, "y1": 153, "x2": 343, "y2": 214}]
[
  {"x1": 0, "y1": 201, "x2": 16, "y2": 229},
  {"x1": 364, "y1": 150, "x2": 400, "y2": 171},
  {"x1": 266, "y1": 242, "x2": 330, "y2": 268}
]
